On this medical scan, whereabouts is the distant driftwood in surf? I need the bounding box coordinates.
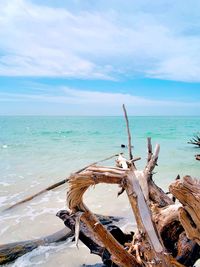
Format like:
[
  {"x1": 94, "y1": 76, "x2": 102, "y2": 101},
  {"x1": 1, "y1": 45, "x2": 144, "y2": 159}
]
[{"x1": 188, "y1": 134, "x2": 200, "y2": 161}]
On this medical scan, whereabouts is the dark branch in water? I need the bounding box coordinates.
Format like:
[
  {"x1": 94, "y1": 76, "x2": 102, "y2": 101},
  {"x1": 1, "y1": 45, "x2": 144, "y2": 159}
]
[
  {"x1": 188, "y1": 134, "x2": 200, "y2": 147},
  {"x1": 0, "y1": 212, "x2": 124, "y2": 265},
  {"x1": 3, "y1": 154, "x2": 118, "y2": 212}
]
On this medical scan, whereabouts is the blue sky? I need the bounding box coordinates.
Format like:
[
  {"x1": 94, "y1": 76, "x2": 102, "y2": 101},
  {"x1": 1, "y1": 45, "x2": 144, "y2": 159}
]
[{"x1": 0, "y1": 0, "x2": 200, "y2": 115}]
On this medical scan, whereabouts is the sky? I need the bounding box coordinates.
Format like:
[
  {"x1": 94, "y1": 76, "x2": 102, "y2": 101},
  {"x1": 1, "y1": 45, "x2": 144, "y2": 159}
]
[{"x1": 0, "y1": 0, "x2": 200, "y2": 115}]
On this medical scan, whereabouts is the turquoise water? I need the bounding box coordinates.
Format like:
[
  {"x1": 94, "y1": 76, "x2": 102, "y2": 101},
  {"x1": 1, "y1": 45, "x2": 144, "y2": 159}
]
[
  {"x1": 0, "y1": 116, "x2": 199, "y2": 188},
  {"x1": 0, "y1": 116, "x2": 199, "y2": 266}
]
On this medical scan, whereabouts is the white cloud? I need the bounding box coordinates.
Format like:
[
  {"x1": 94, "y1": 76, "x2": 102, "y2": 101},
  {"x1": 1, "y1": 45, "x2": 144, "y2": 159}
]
[
  {"x1": 1, "y1": 87, "x2": 199, "y2": 108},
  {"x1": 0, "y1": 0, "x2": 200, "y2": 81}
]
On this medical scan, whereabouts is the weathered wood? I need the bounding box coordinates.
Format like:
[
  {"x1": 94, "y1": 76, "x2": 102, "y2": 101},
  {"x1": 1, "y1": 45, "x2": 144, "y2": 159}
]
[
  {"x1": 0, "y1": 212, "x2": 124, "y2": 266},
  {"x1": 176, "y1": 232, "x2": 200, "y2": 266},
  {"x1": 67, "y1": 166, "x2": 126, "y2": 212},
  {"x1": 152, "y1": 204, "x2": 181, "y2": 233},
  {"x1": 147, "y1": 137, "x2": 153, "y2": 163},
  {"x1": 58, "y1": 210, "x2": 137, "y2": 266},
  {"x1": 188, "y1": 135, "x2": 200, "y2": 147},
  {"x1": 122, "y1": 104, "x2": 133, "y2": 160},
  {"x1": 65, "y1": 147, "x2": 200, "y2": 266},
  {"x1": 146, "y1": 203, "x2": 200, "y2": 266},
  {"x1": 148, "y1": 180, "x2": 173, "y2": 207},
  {"x1": 3, "y1": 179, "x2": 68, "y2": 212},
  {"x1": 67, "y1": 168, "x2": 140, "y2": 267},
  {"x1": 125, "y1": 168, "x2": 171, "y2": 266},
  {"x1": 79, "y1": 211, "x2": 138, "y2": 267},
  {"x1": 145, "y1": 140, "x2": 173, "y2": 207},
  {"x1": 169, "y1": 176, "x2": 200, "y2": 245},
  {"x1": 3, "y1": 154, "x2": 118, "y2": 212},
  {"x1": 195, "y1": 154, "x2": 200, "y2": 161},
  {"x1": 0, "y1": 228, "x2": 73, "y2": 265},
  {"x1": 67, "y1": 154, "x2": 180, "y2": 266}
]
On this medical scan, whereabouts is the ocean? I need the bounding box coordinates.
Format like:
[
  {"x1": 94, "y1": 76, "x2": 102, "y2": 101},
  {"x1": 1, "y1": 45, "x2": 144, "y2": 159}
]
[{"x1": 0, "y1": 116, "x2": 199, "y2": 266}]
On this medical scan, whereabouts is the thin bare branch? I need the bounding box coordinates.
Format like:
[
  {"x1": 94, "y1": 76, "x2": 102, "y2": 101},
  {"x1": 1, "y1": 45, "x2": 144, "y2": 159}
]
[
  {"x1": 122, "y1": 104, "x2": 133, "y2": 160},
  {"x1": 147, "y1": 137, "x2": 153, "y2": 163},
  {"x1": 3, "y1": 153, "x2": 118, "y2": 212}
]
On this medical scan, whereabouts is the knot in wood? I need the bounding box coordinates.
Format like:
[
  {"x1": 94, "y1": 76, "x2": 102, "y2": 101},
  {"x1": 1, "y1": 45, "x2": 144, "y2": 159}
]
[
  {"x1": 92, "y1": 174, "x2": 98, "y2": 184},
  {"x1": 128, "y1": 191, "x2": 137, "y2": 198}
]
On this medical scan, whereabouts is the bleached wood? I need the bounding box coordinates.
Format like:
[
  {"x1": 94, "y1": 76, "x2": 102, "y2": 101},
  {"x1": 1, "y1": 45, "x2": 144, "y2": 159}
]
[
  {"x1": 80, "y1": 211, "x2": 140, "y2": 267},
  {"x1": 147, "y1": 137, "x2": 153, "y2": 163},
  {"x1": 122, "y1": 104, "x2": 133, "y2": 160},
  {"x1": 67, "y1": 166, "x2": 140, "y2": 267},
  {"x1": 170, "y1": 176, "x2": 200, "y2": 245},
  {"x1": 152, "y1": 204, "x2": 182, "y2": 233},
  {"x1": 126, "y1": 169, "x2": 163, "y2": 253}
]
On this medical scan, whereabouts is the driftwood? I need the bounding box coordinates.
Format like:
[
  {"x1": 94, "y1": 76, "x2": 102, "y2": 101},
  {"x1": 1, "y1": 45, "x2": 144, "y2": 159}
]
[
  {"x1": 170, "y1": 176, "x2": 200, "y2": 245},
  {"x1": 188, "y1": 135, "x2": 200, "y2": 147},
  {"x1": 57, "y1": 105, "x2": 200, "y2": 267},
  {"x1": 57, "y1": 210, "x2": 134, "y2": 267},
  {"x1": 64, "y1": 153, "x2": 180, "y2": 266},
  {"x1": 122, "y1": 104, "x2": 133, "y2": 160},
  {"x1": 195, "y1": 154, "x2": 200, "y2": 161},
  {"x1": 3, "y1": 105, "x2": 200, "y2": 266},
  {"x1": 0, "y1": 228, "x2": 73, "y2": 265},
  {"x1": 62, "y1": 152, "x2": 200, "y2": 266},
  {"x1": 0, "y1": 213, "x2": 124, "y2": 265},
  {"x1": 188, "y1": 134, "x2": 200, "y2": 161},
  {"x1": 3, "y1": 154, "x2": 118, "y2": 212}
]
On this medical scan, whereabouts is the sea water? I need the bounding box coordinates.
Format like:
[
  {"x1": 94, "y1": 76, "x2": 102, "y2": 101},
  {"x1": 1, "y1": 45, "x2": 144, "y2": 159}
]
[{"x1": 0, "y1": 116, "x2": 199, "y2": 266}]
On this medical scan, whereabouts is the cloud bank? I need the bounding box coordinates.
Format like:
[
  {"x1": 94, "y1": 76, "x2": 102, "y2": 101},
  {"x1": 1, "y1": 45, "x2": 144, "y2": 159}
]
[
  {"x1": 0, "y1": 87, "x2": 200, "y2": 110},
  {"x1": 1, "y1": 0, "x2": 200, "y2": 82}
]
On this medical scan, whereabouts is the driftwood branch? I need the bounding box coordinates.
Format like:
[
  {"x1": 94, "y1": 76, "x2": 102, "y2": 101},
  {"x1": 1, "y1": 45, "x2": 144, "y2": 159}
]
[
  {"x1": 125, "y1": 168, "x2": 170, "y2": 266},
  {"x1": 0, "y1": 228, "x2": 73, "y2": 265},
  {"x1": 144, "y1": 141, "x2": 173, "y2": 207},
  {"x1": 195, "y1": 154, "x2": 200, "y2": 161},
  {"x1": 122, "y1": 104, "x2": 133, "y2": 160},
  {"x1": 188, "y1": 135, "x2": 200, "y2": 147},
  {"x1": 66, "y1": 166, "x2": 138, "y2": 267},
  {"x1": 0, "y1": 212, "x2": 124, "y2": 266},
  {"x1": 3, "y1": 154, "x2": 118, "y2": 212},
  {"x1": 170, "y1": 176, "x2": 200, "y2": 245},
  {"x1": 147, "y1": 137, "x2": 153, "y2": 163},
  {"x1": 57, "y1": 210, "x2": 134, "y2": 267},
  {"x1": 66, "y1": 159, "x2": 179, "y2": 266}
]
